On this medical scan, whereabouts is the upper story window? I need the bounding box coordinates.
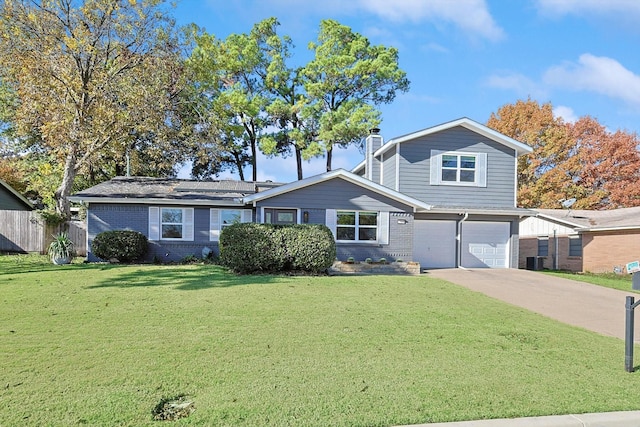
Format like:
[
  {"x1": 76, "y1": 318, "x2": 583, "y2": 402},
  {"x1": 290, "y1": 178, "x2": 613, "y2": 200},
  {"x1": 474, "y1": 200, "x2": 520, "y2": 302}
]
[
  {"x1": 430, "y1": 150, "x2": 487, "y2": 187},
  {"x1": 336, "y1": 211, "x2": 377, "y2": 242},
  {"x1": 442, "y1": 154, "x2": 476, "y2": 183}
]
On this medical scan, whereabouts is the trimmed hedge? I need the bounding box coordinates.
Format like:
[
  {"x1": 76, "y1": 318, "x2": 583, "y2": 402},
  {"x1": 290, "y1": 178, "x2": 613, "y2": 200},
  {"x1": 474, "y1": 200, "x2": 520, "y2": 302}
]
[
  {"x1": 92, "y1": 230, "x2": 148, "y2": 262},
  {"x1": 219, "y1": 223, "x2": 336, "y2": 274}
]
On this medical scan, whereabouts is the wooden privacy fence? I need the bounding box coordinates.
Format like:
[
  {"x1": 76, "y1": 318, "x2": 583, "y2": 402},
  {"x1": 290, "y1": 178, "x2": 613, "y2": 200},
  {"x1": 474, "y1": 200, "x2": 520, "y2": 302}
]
[{"x1": 0, "y1": 210, "x2": 86, "y2": 256}]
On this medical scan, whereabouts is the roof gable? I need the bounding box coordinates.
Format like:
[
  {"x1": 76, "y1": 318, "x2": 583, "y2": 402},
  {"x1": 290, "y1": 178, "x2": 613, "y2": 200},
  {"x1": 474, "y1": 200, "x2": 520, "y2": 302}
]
[
  {"x1": 243, "y1": 169, "x2": 433, "y2": 211},
  {"x1": 0, "y1": 179, "x2": 33, "y2": 210},
  {"x1": 352, "y1": 117, "x2": 532, "y2": 173}
]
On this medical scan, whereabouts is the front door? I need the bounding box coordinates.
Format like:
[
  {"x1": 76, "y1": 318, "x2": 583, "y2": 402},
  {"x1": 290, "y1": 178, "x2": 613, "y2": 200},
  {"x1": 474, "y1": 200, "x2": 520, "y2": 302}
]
[{"x1": 264, "y1": 208, "x2": 297, "y2": 225}]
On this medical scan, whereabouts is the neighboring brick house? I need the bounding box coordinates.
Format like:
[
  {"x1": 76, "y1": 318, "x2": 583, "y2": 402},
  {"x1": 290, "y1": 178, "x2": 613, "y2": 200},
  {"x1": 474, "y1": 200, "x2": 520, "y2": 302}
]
[
  {"x1": 71, "y1": 117, "x2": 534, "y2": 268},
  {"x1": 519, "y1": 207, "x2": 640, "y2": 273}
]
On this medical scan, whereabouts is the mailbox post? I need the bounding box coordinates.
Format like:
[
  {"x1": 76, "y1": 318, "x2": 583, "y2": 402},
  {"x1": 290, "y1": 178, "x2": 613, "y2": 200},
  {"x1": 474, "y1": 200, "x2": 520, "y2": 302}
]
[{"x1": 625, "y1": 296, "x2": 640, "y2": 372}]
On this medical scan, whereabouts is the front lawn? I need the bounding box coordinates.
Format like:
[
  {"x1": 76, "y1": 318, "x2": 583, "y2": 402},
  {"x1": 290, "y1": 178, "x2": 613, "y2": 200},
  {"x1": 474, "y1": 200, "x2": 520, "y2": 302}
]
[
  {"x1": 544, "y1": 270, "x2": 635, "y2": 292},
  {"x1": 2, "y1": 255, "x2": 640, "y2": 426}
]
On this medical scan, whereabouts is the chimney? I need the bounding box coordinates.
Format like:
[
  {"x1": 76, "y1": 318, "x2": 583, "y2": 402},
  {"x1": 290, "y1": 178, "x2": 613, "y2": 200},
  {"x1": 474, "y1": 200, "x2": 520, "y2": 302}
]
[{"x1": 365, "y1": 128, "x2": 383, "y2": 182}]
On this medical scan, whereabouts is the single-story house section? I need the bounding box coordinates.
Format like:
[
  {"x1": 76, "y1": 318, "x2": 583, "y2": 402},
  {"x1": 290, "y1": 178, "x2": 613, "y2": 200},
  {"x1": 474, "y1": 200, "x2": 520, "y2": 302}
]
[
  {"x1": 519, "y1": 207, "x2": 640, "y2": 273},
  {"x1": 71, "y1": 117, "x2": 535, "y2": 268},
  {"x1": 0, "y1": 179, "x2": 33, "y2": 211}
]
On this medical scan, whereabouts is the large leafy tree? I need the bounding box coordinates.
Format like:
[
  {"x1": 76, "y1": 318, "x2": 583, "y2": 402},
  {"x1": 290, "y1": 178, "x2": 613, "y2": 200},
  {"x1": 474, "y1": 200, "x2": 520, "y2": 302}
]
[
  {"x1": 304, "y1": 19, "x2": 410, "y2": 172},
  {"x1": 488, "y1": 99, "x2": 640, "y2": 209},
  {"x1": 187, "y1": 19, "x2": 278, "y2": 182},
  {"x1": 0, "y1": 0, "x2": 186, "y2": 218}
]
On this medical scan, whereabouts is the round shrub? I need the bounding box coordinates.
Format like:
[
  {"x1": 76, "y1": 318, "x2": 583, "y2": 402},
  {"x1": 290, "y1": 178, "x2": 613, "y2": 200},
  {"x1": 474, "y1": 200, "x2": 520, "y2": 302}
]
[
  {"x1": 219, "y1": 223, "x2": 336, "y2": 274},
  {"x1": 92, "y1": 230, "x2": 148, "y2": 262}
]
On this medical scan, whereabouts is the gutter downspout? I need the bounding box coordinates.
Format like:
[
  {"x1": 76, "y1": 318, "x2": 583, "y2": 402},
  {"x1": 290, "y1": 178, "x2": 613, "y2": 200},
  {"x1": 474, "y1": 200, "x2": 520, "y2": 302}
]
[{"x1": 457, "y1": 212, "x2": 469, "y2": 268}]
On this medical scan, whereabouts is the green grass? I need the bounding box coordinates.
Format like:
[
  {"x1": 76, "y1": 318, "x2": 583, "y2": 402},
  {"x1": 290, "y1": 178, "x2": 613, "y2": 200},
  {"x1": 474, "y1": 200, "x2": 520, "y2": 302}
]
[
  {"x1": 2, "y1": 255, "x2": 640, "y2": 426},
  {"x1": 543, "y1": 270, "x2": 635, "y2": 292}
]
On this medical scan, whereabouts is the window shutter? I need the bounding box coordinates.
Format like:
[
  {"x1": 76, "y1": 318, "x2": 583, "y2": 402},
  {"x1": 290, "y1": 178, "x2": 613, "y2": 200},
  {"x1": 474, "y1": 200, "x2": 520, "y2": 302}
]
[
  {"x1": 325, "y1": 209, "x2": 336, "y2": 238},
  {"x1": 430, "y1": 150, "x2": 443, "y2": 185},
  {"x1": 242, "y1": 209, "x2": 253, "y2": 223},
  {"x1": 148, "y1": 207, "x2": 159, "y2": 241},
  {"x1": 184, "y1": 208, "x2": 194, "y2": 241},
  {"x1": 210, "y1": 209, "x2": 220, "y2": 241},
  {"x1": 476, "y1": 152, "x2": 487, "y2": 187},
  {"x1": 378, "y1": 211, "x2": 390, "y2": 245}
]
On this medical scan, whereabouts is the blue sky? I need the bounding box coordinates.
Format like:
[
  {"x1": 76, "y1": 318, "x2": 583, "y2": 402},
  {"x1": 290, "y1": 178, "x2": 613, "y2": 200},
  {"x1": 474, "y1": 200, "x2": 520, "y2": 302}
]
[{"x1": 173, "y1": 0, "x2": 640, "y2": 182}]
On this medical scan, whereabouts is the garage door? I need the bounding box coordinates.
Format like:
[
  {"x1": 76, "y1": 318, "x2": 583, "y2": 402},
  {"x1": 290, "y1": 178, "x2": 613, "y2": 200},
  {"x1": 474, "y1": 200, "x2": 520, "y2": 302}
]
[
  {"x1": 461, "y1": 221, "x2": 510, "y2": 268},
  {"x1": 413, "y1": 220, "x2": 457, "y2": 269}
]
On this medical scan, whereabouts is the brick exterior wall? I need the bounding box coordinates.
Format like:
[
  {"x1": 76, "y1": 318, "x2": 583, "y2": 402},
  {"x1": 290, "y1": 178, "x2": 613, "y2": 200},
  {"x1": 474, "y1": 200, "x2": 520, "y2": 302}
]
[
  {"x1": 583, "y1": 230, "x2": 640, "y2": 273},
  {"x1": 519, "y1": 235, "x2": 583, "y2": 272}
]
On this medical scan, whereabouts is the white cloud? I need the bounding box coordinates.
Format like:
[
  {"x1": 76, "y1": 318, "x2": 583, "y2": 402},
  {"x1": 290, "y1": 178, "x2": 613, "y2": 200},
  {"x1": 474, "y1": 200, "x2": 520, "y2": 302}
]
[
  {"x1": 552, "y1": 105, "x2": 578, "y2": 123},
  {"x1": 535, "y1": 0, "x2": 640, "y2": 18},
  {"x1": 543, "y1": 54, "x2": 640, "y2": 108},
  {"x1": 359, "y1": 0, "x2": 504, "y2": 41},
  {"x1": 485, "y1": 72, "x2": 546, "y2": 98}
]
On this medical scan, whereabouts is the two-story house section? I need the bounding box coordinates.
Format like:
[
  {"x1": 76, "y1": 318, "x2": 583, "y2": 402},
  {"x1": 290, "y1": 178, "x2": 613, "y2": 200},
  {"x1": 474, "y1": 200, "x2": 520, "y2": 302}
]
[
  {"x1": 72, "y1": 118, "x2": 533, "y2": 269},
  {"x1": 353, "y1": 118, "x2": 534, "y2": 269}
]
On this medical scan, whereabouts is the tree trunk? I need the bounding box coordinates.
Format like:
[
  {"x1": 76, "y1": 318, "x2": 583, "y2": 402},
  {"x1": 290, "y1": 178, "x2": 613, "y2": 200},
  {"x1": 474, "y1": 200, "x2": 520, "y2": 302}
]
[
  {"x1": 55, "y1": 147, "x2": 78, "y2": 220},
  {"x1": 250, "y1": 139, "x2": 257, "y2": 182},
  {"x1": 325, "y1": 145, "x2": 333, "y2": 172},
  {"x1": 295, "y1": 146, "x2": 303, "y2": 180}
]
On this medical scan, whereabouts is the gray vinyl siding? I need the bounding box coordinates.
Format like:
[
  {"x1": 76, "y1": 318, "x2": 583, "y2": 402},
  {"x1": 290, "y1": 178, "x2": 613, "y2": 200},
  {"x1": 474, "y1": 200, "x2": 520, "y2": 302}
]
[
  {"x1": 255, "y1": 178, "x2": 414, "y2": 262},
  {"x1": 398, "y1": 127, "x2": 516, "y2": 208},
  {"x1": 255, "y1": 177, "x2": 413, "y2": 212},
  {"x1": 86, "y1": 203, "x2": 239, "y2": 262},
  {"x1": 381, "y1": 149, "x2": 397, "y2": 190}
]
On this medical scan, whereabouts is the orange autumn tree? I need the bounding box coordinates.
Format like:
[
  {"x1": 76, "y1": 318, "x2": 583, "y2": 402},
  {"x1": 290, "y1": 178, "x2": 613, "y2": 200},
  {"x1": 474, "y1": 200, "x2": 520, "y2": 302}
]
[
  {"x1": 571, "y1": 116, "x2": 640, "y2": 209},
  {"x1": 487, "y1": 99, "x2": 640, "y2": 209}
]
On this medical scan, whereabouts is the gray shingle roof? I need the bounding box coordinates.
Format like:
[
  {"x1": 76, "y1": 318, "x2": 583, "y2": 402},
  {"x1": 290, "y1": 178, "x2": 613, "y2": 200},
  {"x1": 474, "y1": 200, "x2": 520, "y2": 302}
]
[
  {"x1": 71, "y1": 176, "x2": 282, "y2": 203},
  {"x1": 535, "y1": 207, "x2": 640, "y2": 230}
]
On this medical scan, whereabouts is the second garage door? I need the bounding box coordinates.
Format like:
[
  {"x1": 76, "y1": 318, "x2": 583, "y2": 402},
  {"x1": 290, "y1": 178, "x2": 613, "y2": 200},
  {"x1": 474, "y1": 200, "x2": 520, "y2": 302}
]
[{"x1": 461, "y1": 221, "x2": 510, "y2": 268}]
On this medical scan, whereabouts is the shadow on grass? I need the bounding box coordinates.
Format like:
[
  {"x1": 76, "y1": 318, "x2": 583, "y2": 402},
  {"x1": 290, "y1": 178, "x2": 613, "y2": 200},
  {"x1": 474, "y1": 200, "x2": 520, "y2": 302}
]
[
  {"x1": 88, "y1": 264, "x2": 279, "y2": 290},
  {"x1": 0, "y1": 254, "x2": 107, "y2": 276}
]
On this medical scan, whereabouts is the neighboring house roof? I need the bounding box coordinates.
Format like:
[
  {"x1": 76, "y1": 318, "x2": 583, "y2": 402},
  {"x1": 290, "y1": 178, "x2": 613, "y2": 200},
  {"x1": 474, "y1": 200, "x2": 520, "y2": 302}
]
[
  {"x1": 352, "y1": 117, "x2": 533, "y2": 174},
  {"x1": 243, "y1": 168, "x2": 434, "y2": 212},
  {"x1": 534, "y1": 207, "x2": 640, "y2": 232},
  {"x1": 0, "y1": 179, "x2": 33, "y2": 210},
  {"x1": 69, "y1": 176, "x2": 283, "y2": 206}
]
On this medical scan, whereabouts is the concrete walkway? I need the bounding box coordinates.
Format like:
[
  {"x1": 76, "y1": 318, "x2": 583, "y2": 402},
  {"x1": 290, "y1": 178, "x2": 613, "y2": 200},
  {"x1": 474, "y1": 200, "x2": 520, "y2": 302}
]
[
  {"x1": 404, "y1": 410, "x2": 640, "y2": 427},
  {"x1": 401, "y1": 268, "x2": 640, "y2": 427},
  {"x1": 424, "y1": 268, "x2": 640, "y2": 341}
]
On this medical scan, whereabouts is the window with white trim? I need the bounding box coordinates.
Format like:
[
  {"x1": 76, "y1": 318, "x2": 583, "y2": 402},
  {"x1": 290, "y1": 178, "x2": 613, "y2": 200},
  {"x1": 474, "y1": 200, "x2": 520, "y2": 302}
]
[
  {"x1": 221, "y1": 209, "x2": 243, "y2": 229},
  {"x1": 210, "y1": 208, "x2": 252, "y2": 241},
  {"x1": 430, "y1": 150, "x2": 487, "y2": 187},
  {"x1": 161, "y1": 208, "x2": 185, "y2": 239},
  {"x1": 336, "y1": 211, "x2": 377, "y2": 242},
  {"x1": 442, "y1": 154, "x2": 476, "y2": 183},
  {"x1": 148, "y1": 207, "x2": 194, "y2": 241}
]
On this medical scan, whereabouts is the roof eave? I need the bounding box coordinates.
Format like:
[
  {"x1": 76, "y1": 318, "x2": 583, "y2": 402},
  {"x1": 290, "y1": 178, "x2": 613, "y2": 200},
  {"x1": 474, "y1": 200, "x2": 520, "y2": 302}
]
[{"x1": 68, "y1": 196, "x2": 245, "y2": 206}]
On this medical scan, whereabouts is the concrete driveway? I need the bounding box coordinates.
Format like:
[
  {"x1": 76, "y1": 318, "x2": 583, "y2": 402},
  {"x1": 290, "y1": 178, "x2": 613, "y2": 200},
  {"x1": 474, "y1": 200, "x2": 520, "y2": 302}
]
[{"x1": 424, "y1": 268, "x2": 640, "y2": 341}]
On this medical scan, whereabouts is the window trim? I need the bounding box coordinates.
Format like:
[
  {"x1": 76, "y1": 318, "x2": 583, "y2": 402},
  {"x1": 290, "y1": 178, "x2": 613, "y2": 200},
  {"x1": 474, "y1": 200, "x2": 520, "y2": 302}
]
[
  {"x1": 148, "y1": 207, "x2": 194, "y2": 242},
  {"x1": 430, "y1": 150, "x2": 487, "y2": 187},
  {"x1": 210, "y1": 208, "x2": 252, "y2": 242},
  {"x1": 569, "y1": 235, "x2": 582, "y2": 257},
  {"x1": 335, "y1": 210, "x2": 378, "y2": 243}
]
